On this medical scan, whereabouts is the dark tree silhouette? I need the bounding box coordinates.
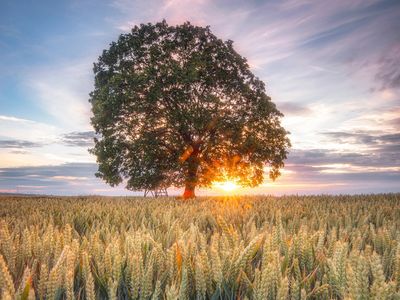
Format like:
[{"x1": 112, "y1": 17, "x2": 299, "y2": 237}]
[{"x1": 89, "y1": 21, "x2": 290, "y2": 199}]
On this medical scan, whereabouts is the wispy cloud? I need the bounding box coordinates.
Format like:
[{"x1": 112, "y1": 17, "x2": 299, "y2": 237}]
[
  {"x1": 0, "y1": 114, "x2": 58, "y2": 142},
  {"x1": 0, "y1": 115, "x2": 35, "y2": 123},
  {"x1": 25, "y1": 61, "x2": 94, "y2": 130},
  {"x1": 374, "y1": 44, "x2": 400, "y2": 90},
  {"x1": 323, "y1": 130, "x2": 400, "y2": 144},
  {"x1": 278, "y1": 102, "x2": 313, "y2": 116},
  {"x1": 0, "y1": 140, "x2": 43, "y2": 148},
  {"x1": 61, "y1": 131, "x2": 95, "y2": 147},
  {"x1": 0, "y1": 163, "x2": 131, "y2": 195},
  {"x1": 52, "y1": 175, "x2": 89, "y2": 181},
  {"x1": 0, "y1": 115, "x2": 95, "y2": 168}
]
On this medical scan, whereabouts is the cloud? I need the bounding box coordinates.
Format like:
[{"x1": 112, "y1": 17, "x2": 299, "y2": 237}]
[
  {"x1": 283, "y1": 126, "x2": 400, "y2": 190},
  {"x1": 322, "y1": 131, "x2": 400, "y2": 159},
  {"x1": 0, "y1": 114, "x2": 59, "y2": 143},
  {"x1": 0, "y1": 163, "x2": 94, "y2": 179},
  {"x1": 266, "y1": 144, "x2": 400, "y2": 194},
  {"x1": 277, "y1": 101, "x2": 313, "y2": 116},
  {"x1": 288, "y1": 146, "x2": 399, "y2": 169},
  {"x1": 0, "y1": 140, "x2": 43, "y2": 149},
  {"x1": 375, "y1": 45, "x2": 400, "y2": 90},
  {"x1": 62, "y1": 131, "x2": 95, "y2": 147},
  {"x1": 0, "y1": 115, "x2": 34, "y2": 123},
  {"x1": 281, "y1": 134, "x2": 399, "y2": 193},
  {"x1": 9, "y1": 150, "x2": 29, "y2": 154},
  {"x1": 323, "y1": 131, "x2": 400, "y2": 144},
  {"x1": 52, "y1": 175, "x2": 89, "y2": 181},
  {"x1": 0, "y1": 163, "x2": 130, "y2": 195},
  {"x1": 25, "y1": 61, "x2": 94, "y2": 131},
  {"x1": 0, "y1": 115, "x2": 98, "y2": 167},
  {"x1": 387, "y1": 117, "x2": 400, "y2": 128}
]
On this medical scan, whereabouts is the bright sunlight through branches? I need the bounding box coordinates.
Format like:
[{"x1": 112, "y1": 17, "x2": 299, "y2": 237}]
[{"x1": 213, "y1": 180, "x2": 239, "y2": 192}]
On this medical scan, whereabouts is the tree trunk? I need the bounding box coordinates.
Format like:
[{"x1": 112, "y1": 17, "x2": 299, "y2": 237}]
[
  {"x1": 183, "y1": 182, "x2": 196, "y2": 199},
  {"x1": 182, "y1": 156, "x2": 199, "y2": 199}
]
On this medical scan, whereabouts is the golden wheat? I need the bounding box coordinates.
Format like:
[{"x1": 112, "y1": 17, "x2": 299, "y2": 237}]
[{"x1": 0, "y1": 194, "x2": 399, "y2": 299}]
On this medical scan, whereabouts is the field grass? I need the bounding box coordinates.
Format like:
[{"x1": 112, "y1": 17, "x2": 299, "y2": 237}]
[{"x1": 1, "y1": 194, "x2": 400, "y2": 299}]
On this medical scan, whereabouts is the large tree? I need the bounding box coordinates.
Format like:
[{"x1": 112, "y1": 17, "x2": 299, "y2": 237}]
[{"x1": 89, "y1": 21, "x2": 290, "y2": 198}]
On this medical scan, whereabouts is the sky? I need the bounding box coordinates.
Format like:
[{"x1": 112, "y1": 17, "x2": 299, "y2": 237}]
[{"x1": 0, "y1": 0, "x2": 399, "y2": 196}]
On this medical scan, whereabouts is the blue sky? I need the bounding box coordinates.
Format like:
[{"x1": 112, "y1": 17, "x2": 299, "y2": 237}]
[{"x1": 0, "y1": 0, "x2": 399, "y2": 195}]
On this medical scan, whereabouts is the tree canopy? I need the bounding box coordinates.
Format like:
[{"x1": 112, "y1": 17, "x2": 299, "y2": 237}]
[{"x1": 89, "y1": 21, "x2": 290, "y2": 198}]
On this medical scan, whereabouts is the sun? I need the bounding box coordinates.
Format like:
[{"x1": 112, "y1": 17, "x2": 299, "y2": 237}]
[{"x1": 213, "y1": 180, "x2": 239, "y2": 192}]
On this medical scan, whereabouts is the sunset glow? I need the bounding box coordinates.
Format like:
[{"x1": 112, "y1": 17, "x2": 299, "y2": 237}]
[{"x1": 213, "y1": 180, "x2": 239, "y2": 192}]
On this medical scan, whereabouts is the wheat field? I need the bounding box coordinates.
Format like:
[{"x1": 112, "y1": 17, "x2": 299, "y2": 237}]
[{"x1": 0, "y1": 194, "x2": 400, "y2": 299}]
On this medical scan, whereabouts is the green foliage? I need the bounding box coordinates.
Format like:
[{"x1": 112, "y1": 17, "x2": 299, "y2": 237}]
[
  {"x1": 1, "y1": 194, "x2": 400, "y2": 299},
  {"x1": 89, "y1": 21, "x2": 290, "y2": 194}
]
